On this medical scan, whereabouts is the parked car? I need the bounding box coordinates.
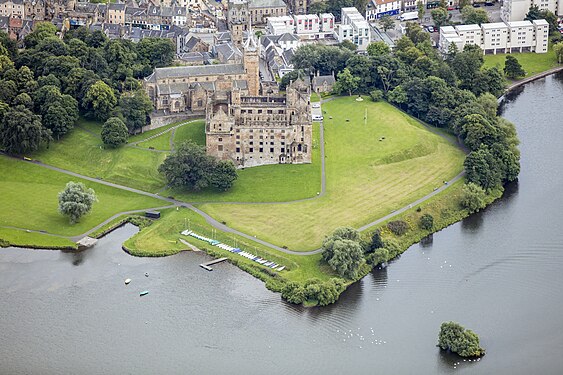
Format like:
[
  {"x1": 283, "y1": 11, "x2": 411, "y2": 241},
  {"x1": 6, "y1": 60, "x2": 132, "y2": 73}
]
[
  {"x1": 472, "y1": 3, "x2": 481, "y2": 7},
  {"x1": 485, "y1": 1, "x2": 494, "y2": 6},
  {"x1": 447, "y1": 6, "x2": 455, "y2": 10},
  {"x1": 426, "y1": 25, "x2": 435, "y2": 32}
]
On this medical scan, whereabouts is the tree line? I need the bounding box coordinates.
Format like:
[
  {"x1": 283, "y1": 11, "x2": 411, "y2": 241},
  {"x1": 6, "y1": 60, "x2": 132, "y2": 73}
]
[{"x1": 0, "y1": 23, "x2": 175, "y2": 154}]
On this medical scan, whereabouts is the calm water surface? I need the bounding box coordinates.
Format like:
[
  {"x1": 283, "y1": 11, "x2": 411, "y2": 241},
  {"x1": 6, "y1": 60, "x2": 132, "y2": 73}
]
[{"x1": 2, "y1": 74, "x2": 563, "y2": 374}]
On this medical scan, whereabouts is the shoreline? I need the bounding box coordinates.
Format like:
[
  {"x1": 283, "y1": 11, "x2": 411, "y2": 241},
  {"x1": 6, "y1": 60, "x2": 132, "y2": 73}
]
[{"x1": 498, "y1": 65, "x2": 563, "y2": 103}]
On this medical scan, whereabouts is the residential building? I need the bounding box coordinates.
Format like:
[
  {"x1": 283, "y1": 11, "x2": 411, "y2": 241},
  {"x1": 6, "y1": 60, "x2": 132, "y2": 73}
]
[
  {"x1": 266, "y1": 15, "x2": 295, "y2": 35},
  {"x1": 366, "y1": 0, "x2": 401, "y2": 21},
  {"x1": 0, "y1": 0, "x2": 24, "y2": 18},
  {"x1": 172, "y1": 6, "x2": 187, "y2": 26},
  {"x1": 286, "y1": 0, "x2": 308, "y2": 15},
  {"x1": 294, "y1": 14, "x2": 319, "y2": 35},
  {"x1": 501, "y1": 0, "x2": 563, "y2": 22},
  {"x1": 248, "y1": 0, "x2": 287, "y2": 25},
  {"x1": 319, "y1": 13, "x2": 335, "y2": 35},
  {"x1": 439, "y1": 19, "x2": 549, "y2": 55},
  {"x1": 402, "y1": 0, "x2": 426, "y2": 12},
  {"x1": 312, "y1": 72, "x2": 335, "y2": 94},
  {"x1": 107, "y1": 3, "x2": 126, "y2": 25},
  {"x1": 337, "y1": 7, "x2": 370, "y2": 50}
]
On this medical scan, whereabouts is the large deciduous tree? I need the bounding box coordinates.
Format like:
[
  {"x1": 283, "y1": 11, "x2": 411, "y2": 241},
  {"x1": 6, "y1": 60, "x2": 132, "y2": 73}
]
[
  {"x1": 82, "y1": 80, "x2": 117, "y2": 121},
  {"x1": 461, "y1": 6, "x2": 490, "y2": 24},
  {"x1": 58, "y1": 182, "x2": 97, "y2": 224},
  {"x1": 117, "y1": 90, "x2": 153, "y2": 132},
  {"x1": 322, "y1": 227, "x2": 364, "y2": 279},
  {"x1": 0, "y1": 106, "x2": 51, "y2": 154},
  {"x1": 438, "y1": 321, "x2": 485, "y2": 357},
  {"x1": 101, "y1": 117, "x2": 128, "y2": 147},
  {"x1": 333, "y1": 67, "x2": 359, "y2": 96},
  {"x1": 159, "y1": 141, "x2": 238, "y2": 191}
]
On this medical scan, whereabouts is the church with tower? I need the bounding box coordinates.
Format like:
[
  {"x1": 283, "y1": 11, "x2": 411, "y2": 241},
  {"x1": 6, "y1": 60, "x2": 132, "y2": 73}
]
[{"x1": 144, "y1": 31, "x2": 312, "y2": 168}]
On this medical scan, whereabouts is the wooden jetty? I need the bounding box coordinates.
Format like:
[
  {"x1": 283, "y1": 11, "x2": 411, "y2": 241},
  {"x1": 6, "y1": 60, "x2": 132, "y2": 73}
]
[{"x1": 199, "y1": 257, "x2": 228, "y2": 271}]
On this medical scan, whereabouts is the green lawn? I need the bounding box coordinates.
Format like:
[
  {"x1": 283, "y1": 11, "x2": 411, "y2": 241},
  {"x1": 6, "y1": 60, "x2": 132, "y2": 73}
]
[
  {"x1": 0, "y1": 156, "x2": 163, "y2": 237},
  {"x1": 173, "y1": 120, "x2": 206, "y2": 147},
  {"x1": 162, "y1": 123, "x2": 322, "y2": 202},
  {"x1": 135, "y1": 132, "x2": 172, "y2": 151},
  {"x1": 124, "y1": 207, "x2": 334, "y2": 282},
  {"x1": 197, "y1": 97, "x2": 465, "y2": 251},
  {"x1": 483, "y1": 47, "x2": 560, "y2": 79},
  {"x1": 0, "y1": 228, "x2": 77, "y2": 249}
]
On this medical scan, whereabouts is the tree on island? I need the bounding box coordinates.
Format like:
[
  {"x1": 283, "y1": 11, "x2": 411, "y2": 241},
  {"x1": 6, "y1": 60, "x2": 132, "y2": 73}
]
[
  {"x1": 322, "y1": 227, "x2": 364, "y2": 279},
  {"x1": 159, "y1": 141, "x2": 238, "y2": 191},
  {"x1": 58, "y1": 182, "x2": 97, "y2": 224},
  {"x1": 438, "y1": 321, "x2": 485, "y2": 357},
  {"x1": 504, "y1": 56, "x2": 525, "y2": 79},
  {"x1": 101, "y1": 117, "x2": 128, "y2": 147}
]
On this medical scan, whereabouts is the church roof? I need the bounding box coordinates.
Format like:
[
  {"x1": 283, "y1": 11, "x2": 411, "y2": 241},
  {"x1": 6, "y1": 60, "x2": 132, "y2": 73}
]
[
  {"x1": 145, "y1": 63, "x2": 246, "y2": 82},
  {"x1": 312, "y1": 74, "x2": 335, "y2": 86}
]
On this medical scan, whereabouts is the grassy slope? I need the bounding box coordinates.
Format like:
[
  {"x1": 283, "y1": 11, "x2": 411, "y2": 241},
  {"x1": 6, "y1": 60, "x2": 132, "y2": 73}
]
[
  {"x1": 197, "y1": 97, "x2": 465, "y2": 251},
  {"x1": 483, "y1": 47, "x2": 560, "y2": 78},
  {"x1": 135, "y1": 132, "x2": 171, "y2": 151},
  {"x1": 0, "y1": 156, "x2": 163, "y2": 237},
  {"x1": 0, "y1": 228, "x2": 77, "y2": 249},
  {"x1": 173, "y1": 120, "x2": 206, "y2": 147},
  {"x1": 163, "y1": 122, "x2": 322, "y2": 202},
  {"x1": 33, "y1": 121, "x2": 168, "y2": 192}
]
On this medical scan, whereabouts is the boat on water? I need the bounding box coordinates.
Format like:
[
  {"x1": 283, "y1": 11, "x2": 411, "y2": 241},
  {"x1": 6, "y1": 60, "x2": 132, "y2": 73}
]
[{"x1": 140, "y1": 291, "x2": 149, "y2": 296}]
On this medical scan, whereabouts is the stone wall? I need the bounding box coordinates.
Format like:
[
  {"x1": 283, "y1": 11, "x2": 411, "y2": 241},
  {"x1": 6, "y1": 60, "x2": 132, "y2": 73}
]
[{"x1": 143, "y1": 113, "x2": 202, "y2": 132}]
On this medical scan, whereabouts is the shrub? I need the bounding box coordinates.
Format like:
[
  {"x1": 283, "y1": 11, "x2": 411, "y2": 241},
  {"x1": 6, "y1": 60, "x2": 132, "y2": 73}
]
[
  {"x1": 387, "y1": 220, "x2": 409, "y2": 236},
  {"x1": 438, "y1": 321, "x2": 485, "y2": 357},
  {"x1": 460, "y1": 182, "x2": 487, "y2": 213},
  {"x1": 367, "y1": 247, "x2": 389, "y2": 265},
  {"x1": 101, "y1": 117, "x2": 128, "y2": 147},
  {"x1": 419, "y1": 213, "x2": 434, "y2": 230},
  {"x1": 370, "y1": 89, "x2": 383, "y2": 102},
  {"x1": 281, "y1": 282, "x2": 305, "y2": 304},
  {"x1": 366, "y1": 229, "x2": 384, "y2": 253},
  {"x1": 384, "y1": 238, "x2": 402, "y2": 259}
]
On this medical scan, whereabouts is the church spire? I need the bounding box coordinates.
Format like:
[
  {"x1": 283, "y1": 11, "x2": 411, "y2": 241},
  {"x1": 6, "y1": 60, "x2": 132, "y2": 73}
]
[{"x1": 243, "y1": 17, "x2": 258, "y2": 52}]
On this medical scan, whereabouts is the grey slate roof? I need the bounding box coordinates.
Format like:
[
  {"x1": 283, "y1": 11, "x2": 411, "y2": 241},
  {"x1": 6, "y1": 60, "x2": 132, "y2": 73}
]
[
  {"x1": 108, "y1": 3, "x2": 126, "y2": 11},
  {"x1": 278, "y1": 33, "x2": 298, "y2": 42},
  {"x1": 126, "y1": 7, "x2": 146, "y2": 16},
  {"x1": 145, "y1": 63, "x2": 246, "y2": 82},
  {"x1": 249, "y1": 0, "x2": 286, "y2": 8},
  {"x1": 214, "y1": 42, "x2": 242, "y2": 61},
  {"x1": 312, "y1": 74, "x2": 335, "y2": 86}
]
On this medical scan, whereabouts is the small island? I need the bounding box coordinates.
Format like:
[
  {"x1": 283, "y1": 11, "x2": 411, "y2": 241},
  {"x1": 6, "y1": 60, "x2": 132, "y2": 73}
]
[{"x1": 438, "y1": 321, "x2": 486, "y2": 358}]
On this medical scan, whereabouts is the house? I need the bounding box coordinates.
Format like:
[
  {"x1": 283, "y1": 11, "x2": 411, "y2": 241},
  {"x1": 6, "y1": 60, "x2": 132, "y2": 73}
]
[
  {"x1": 214, "y1": 42, "x2": 243, "y2": 63},
  {"x1": 312, "y1": 72, "x2": 335, "y2": 94},
  {"x1": 107, "y1": 3, "x2": 126, "y2": 25},
  {"x1": 337, "y1": 7, "x2": 370, "y2": 50},
  {"x1": 366, "y1": 0, "x2": 401, "y2": 21}
]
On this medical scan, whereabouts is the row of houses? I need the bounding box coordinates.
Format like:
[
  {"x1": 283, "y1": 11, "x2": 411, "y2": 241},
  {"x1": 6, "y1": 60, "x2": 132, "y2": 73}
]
[{"x1": 439, "y1": 19, "x2": 550, "y2": 55}]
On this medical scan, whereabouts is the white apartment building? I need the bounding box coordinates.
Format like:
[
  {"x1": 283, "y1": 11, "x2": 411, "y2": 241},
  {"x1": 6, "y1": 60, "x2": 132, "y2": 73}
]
[
  {"x1": 0, "y1": 0, "x2": 24, "y2": 18},
  {"x1": 337, "y1": 7, "x2": 371, "y2": 50},
  {"x1": 319, "y1": 13, "x2": 335, "y2": 34},
  {"x1": 294, "y1": 14, "x2": 320, "y2": 34},
  {"x1": 439, "y1": 19, "x2": 549, "y2": 55},
  {"x1": 266, "y1": 15, "x2": 295, "y2": 34},
  {"x1": 402, "y1": 0, "x2": 427, "y2": 12},
  {"x1": 172, "y1": 7, "x2": 188, "y2": 26},
  {"x1": 501, "y1": 0, "x2": 563, "y2": 22},
  {"x1": 366, "y1": 0, "x2": 401, "y2": 21}
]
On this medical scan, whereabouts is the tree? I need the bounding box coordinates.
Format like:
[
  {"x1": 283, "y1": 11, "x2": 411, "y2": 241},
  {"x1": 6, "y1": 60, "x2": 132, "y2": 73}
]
[
  {"x1": 82, "y1": 80, "x2": 117, "y2": 121},
  {"x1": 464, "y1": 145, "x2": 503, "y2": 190},
  {"x1": 367, "y1": 41, "x2": 390, "y2": 57},
  {"x1": 23, "y1": 22, "x2": 57, "y2": 48},
  {"x1": 339, "y1": 39, "x2": 357, "y2": 51},
  {"x1": 451, "y1": 44, "x2": 484, "y2": 91},
  {"x1": 431, "y1": 7, "x2": 450, "y2": 28},
  {"x1": 460, "y1": 182, "x2": 488, "y2": 213},
  {"x1": 58, "y1": 182, "x2": 97, "y2": 224},
  {"x1": 117, "y1": 90, "x2": 152, "y2": 132},
  {"x1": 504, "y1": 55, "x2": 525, "y2": 79},
  {"x1": 322, "y1": 227, "x2": 364, "y2": 279},
  {"x1": 136, "y1": 38, "x2": 175, "y2": 69},
  {"x1": 438, "y1": 321, "x2": 485, "y2": 357},
  {"x1": 370, "y1": 89, "x2": 383, "y2": 101},
  {"x1": 378, "y1": 15, "x2": 395, "y2": 32},
  {"x1": 554, "y1": 43, "x2": 563, "y2": 64},
  {"x1": 101, "y1": 117, "x2": 128, "y2": 147},
  {"x1": 0, "y1": 106, "x2": 51, "y2": 154},
  {"x1": 367, "y1": 229, "x2": 384, "y2": 253},
  {"x1": 417, "y1": 1, "x2": 425, "y2": 21},
  {"x1": 309, "y1": 1, "x2": 328, "y2": 14},
  {"x1": 419, "y1": 213, "x2": 434, "y2": 230},
  {"x1": 524, "y1": 5, "x2": 542, "y2": 21},
  {"x1": 461, "y1": 6, "x2": 490, "y2": 24},
  {"x1": 333, "y1": 67, "x2": 359, "y2": 96},
  {"x1": 158, "y1": 141, "x2": 238, "y2": 191}
]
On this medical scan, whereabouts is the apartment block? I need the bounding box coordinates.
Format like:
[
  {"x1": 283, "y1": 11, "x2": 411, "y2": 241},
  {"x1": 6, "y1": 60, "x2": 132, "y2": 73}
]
[
  {"x1": 439, "y1": 19, "x2": 550, "y2": 55},
  {"x1": 501, "y1": 0, "x2": 562, "y2": 22},
  {"x1": 294, "y1": 14, "x2": 320, "y2": 34},
  {"x1": 266, "y1": 15, "x2": 295, "y2": 35},
  {"x1": 0, "y1": 0, "x2": 24, "y2": 18},
  {"x1": 337, "y1": 7, "x2": 370, "y2": 50}
]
